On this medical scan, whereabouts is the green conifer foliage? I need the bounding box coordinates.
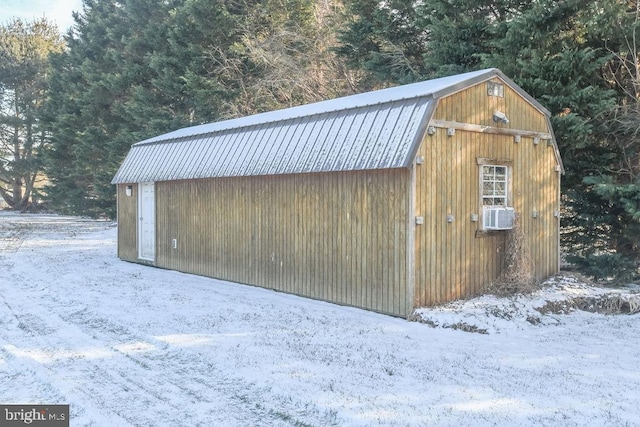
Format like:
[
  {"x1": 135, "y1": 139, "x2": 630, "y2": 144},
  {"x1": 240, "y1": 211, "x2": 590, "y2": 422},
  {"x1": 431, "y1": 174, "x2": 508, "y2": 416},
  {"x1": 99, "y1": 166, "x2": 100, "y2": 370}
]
[
  {"x1": 43, "y1": 0, "x2": 196, "y2": 218},
  {"x1": 337, "y1": 0, "x2": 639, "y2": 279},
  {"x1": 0, "y1": 18, "x2": 63, "y2": 209},
  {"x1": 43, "y1": 0, "x2": 353, "y2": 218}
]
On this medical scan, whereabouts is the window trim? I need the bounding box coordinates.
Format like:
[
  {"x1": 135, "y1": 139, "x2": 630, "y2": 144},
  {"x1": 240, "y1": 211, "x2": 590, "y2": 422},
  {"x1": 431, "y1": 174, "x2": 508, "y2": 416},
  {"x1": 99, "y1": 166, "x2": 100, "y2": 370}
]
[
  {"x1": 477, "y1": 158, "x2": 513, "y2": 232},
  {"x1": 487, "y1": 81, "x2": 505, "y2": 97}
]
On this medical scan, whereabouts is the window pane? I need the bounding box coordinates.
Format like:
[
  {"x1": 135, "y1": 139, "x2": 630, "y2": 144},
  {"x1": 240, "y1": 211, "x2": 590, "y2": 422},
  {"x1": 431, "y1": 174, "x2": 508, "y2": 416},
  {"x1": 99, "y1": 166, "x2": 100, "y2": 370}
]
[{"x1": 480, "y1": 163, "x2": 510, "y2": 210}]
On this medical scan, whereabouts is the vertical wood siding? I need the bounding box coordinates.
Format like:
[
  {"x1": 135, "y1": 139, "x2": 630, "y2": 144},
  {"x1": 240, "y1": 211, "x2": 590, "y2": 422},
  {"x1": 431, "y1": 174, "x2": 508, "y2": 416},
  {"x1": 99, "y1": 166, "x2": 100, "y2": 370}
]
[
  {"x1": 116, "y1": 76, "x2": 561, "y2": 314},
  {"x1": 413, "y1": 79, "x2": 560, "y2": 306},
  {"x1": 154, "y1": 169, "x2": 411, "y2": 316},
  {"x1": 116, "y1": 184, "x2": 138, "y2": 262}
]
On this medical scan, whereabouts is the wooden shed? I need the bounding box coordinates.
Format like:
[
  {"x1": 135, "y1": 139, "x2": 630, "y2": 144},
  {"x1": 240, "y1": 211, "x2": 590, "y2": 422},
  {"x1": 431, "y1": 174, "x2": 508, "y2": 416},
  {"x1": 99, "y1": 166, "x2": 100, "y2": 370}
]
[{"x1": 112, "y1": 68, "x2": 563, "y2": 317}]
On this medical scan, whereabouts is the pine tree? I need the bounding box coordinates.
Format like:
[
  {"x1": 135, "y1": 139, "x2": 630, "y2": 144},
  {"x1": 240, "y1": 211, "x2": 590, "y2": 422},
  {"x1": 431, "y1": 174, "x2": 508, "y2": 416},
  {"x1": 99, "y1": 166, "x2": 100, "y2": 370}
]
[
  {"x1": 337, "y1": 0, "x2": 640, "y2": 280},
  {"x1": 337, "y1": 0, "x2": 525, "y2": 84},
  {"x1": 43, "y1": 0, "x2": 189, "y2": 218},
  {"x1": 0, "y1": 18, "x2": 64, "y2": 209},
  {"x1": 336, "y1": 0, "x2": 429, "y2": 85},
  {"x1": 569, "y1": 0, "x2": 640, "y2": 278}
]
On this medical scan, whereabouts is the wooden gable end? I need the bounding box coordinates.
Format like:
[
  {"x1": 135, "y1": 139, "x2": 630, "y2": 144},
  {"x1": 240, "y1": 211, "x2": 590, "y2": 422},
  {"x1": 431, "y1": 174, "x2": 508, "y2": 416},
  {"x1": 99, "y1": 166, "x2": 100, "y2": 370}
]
[
  {"x1": 412, "y1": 78, "x2": 561, "y2": 307},
  {"x1": 432, "y1": 77, "x2": 549, "y2": 133}
]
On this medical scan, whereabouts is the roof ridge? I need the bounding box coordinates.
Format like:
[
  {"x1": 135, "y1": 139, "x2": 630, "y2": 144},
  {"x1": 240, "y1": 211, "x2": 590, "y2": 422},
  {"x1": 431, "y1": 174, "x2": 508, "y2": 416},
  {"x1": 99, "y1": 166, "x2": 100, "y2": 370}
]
[{"x1": 136, "y1": 68, "x2": 499, "y2": 146}]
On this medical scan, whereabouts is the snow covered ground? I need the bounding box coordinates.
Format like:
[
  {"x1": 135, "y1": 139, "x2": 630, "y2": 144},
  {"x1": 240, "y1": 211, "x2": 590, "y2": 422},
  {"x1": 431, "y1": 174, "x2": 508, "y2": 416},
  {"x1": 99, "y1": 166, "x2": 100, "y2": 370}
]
[{"x1": 1, "y1": 212, "x2": 639, "y2": 426}]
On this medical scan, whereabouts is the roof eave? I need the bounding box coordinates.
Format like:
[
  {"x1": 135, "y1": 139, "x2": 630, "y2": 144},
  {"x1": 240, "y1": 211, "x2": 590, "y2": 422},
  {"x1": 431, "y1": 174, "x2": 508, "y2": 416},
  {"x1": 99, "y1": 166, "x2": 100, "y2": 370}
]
[{"x1": 402, "y1": 96, "x2": 439, "y2": 168}]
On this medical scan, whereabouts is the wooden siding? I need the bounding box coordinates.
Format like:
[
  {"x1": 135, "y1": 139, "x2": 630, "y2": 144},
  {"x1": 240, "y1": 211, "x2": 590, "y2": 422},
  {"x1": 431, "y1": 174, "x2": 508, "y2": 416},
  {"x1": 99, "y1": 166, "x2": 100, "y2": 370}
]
[
  {"x1": 414, "y1": 79, "x2": 560, "y2": 306},
  {"x1": 116, "y1": 184, "x2": 138, "y2": 262},
  {"x1": 432, "y1": 77, "x2": 549, "y2": 130},
  {"x1": 154, "y1": 169, "x2": 411, "y2": 316},
  {"x1": 114, "y1": 74, "x2": 562, "y2": 314}
]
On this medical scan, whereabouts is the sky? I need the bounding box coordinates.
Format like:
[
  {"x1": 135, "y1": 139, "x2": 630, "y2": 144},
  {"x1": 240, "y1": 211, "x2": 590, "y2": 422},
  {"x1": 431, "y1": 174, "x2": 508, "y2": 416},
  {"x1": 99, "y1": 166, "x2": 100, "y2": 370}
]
[{"x1": 0, "y1": 0, "x2": 83, "y2": 31}]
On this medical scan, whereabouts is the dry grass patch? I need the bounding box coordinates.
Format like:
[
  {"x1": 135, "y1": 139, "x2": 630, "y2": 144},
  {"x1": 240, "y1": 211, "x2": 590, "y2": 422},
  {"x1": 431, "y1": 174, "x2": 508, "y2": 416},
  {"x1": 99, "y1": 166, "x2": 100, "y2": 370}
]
[
  {"x1": 536, "y1": 294, "x2": 640, "y2": 315},
  {"x1": 488, "y1": 215, "x2": 539, "y2": 296}
]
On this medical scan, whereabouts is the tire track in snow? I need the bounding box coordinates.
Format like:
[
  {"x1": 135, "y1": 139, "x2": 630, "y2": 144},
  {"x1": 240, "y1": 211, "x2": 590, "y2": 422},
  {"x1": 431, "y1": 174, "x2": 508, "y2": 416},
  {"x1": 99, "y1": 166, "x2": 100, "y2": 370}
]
[
  {"x1": 0, "y1": 287, "x2": 259, "y2": 426},
  {"x1": 0, "y1": 219, "x2": 31, "y2": 256},
  {"x1": 0, "y1": 218, "x2": 335, "y2": 426},
  {"x1": 57, "y1": 306, "x2": 336, "y2": 426},
  {"x1": 0, "y1": 218, "x2": 213, "y2": 425},
  {"x1": 0, "y1": 294, "x2": 131, "y2": 426}
]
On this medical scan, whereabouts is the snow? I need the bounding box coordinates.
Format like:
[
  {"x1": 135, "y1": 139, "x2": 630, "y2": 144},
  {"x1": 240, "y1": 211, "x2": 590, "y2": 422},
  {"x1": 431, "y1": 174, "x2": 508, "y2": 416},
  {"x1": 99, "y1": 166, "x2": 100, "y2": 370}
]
[{"x1": 1, "y1": 212, "x2": 639, "y2": 426}]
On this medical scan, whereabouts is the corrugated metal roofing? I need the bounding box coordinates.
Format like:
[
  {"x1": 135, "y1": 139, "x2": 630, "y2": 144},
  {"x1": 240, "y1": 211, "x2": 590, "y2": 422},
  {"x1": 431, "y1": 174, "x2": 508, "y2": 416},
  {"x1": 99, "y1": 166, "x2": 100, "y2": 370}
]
[
  {"x1": 137, "y1": 69, "x2": 485, "y2": 144},
  {"x1": 112, "y1": 97, "x2": 431, "y2": 183},
  {"x1": 112, "y1": 68, "x2": 553, "y2": 184}
]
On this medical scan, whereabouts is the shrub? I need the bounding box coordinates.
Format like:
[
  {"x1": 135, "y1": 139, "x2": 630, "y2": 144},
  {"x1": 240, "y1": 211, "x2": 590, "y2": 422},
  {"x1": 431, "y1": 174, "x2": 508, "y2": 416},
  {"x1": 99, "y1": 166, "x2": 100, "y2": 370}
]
[{"x1": 565, "y1": 252, "x2": 638, "y2": 283}]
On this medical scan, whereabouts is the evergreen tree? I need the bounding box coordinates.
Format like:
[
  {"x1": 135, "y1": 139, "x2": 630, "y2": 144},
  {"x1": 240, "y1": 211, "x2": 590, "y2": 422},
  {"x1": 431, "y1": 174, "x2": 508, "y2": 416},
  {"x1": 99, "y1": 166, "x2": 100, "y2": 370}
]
[
  {"x1": 336, "y1": 0, "x2": 428, "y2": 86},
  {"x1": 43, "y1": 0, "x2": 355, "y2": 217},
  {"x1": 570, "y1": 0, "x2": 640, "y2": 277},
  {"x1": 164, "y1": 0, "x2": 248, "y2": 120},
  {"x1": 43, "y1": 0, "x2": 190, "y2": 218},
  {"x1": 484, "y1": 0, "x2": 621, "y2": 274},
  {"x1": 337, "y1": 0, "x2": 639, "y2": 279},
  {"x1": 0, "y1": 18, "x2": 64, "y2": 209},
  {"x1": 337, "y1": 0, "x2": 526, "y2": 84}
]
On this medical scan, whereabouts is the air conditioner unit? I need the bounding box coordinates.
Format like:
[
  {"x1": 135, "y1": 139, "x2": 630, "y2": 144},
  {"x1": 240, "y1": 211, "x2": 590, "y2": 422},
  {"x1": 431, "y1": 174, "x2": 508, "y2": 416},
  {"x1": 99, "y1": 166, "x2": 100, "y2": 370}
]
[{"x1": 483, "y1": 207, "x2": 515, "y2": 230}]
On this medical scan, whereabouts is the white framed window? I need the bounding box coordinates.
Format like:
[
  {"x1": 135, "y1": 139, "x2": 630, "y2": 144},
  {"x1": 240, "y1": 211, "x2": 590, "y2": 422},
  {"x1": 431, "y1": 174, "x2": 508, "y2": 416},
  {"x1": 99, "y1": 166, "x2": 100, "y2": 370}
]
[
  {"x1": 482, "y1": 165, "x2": 508, "y2": 207},
  {"x1": 478, "y1": 159, "x2": 514, "y2": 230}
]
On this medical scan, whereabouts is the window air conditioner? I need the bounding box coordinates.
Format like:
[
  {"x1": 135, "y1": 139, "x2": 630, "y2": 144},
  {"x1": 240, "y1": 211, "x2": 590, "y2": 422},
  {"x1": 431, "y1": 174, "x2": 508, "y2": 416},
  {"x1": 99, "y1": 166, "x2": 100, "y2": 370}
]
[{"x1": 483, "y1": 207, "x2": 515, "y2": 230}]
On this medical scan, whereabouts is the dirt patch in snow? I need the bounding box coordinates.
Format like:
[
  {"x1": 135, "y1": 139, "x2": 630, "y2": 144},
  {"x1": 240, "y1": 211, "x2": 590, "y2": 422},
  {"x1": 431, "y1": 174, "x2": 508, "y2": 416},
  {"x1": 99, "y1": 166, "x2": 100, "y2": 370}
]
[
  {"x1": 411, "y1": 274, "x2": 640, "y2": 334},
  {"x1": 406, "y1": 314, "x2": 489, "y2": 334},
  {"x1": 536, "y1": 293, "x2": 640, "y2": 315}
]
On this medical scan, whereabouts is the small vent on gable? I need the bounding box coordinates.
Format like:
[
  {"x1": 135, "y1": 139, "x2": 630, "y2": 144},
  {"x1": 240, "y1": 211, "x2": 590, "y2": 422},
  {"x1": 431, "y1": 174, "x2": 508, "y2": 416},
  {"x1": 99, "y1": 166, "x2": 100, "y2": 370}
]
[{"x1": 483, "y1": 207, "x2": 515, "y2": 230}]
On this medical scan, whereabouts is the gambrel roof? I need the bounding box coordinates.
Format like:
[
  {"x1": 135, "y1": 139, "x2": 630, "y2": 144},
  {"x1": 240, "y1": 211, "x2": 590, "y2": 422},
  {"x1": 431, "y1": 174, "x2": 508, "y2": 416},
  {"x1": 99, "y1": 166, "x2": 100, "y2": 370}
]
[{"x1": 112, "y1": 68, "x2": 558, "y2": 184}]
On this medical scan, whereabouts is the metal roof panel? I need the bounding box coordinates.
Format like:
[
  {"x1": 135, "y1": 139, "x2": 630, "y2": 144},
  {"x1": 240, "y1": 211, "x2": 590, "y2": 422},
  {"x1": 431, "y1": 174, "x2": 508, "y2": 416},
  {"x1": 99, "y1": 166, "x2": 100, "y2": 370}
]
[
  {"x1": 365, "y1": 102, "x2": 401, "y2": 169},
  {"x1": 133, "y1": 69, "x2": 499, "y2": 146},
  {"x1": 112, "y1": 96, "x2": 433, "y2": 183},
  {"x1": 114, "y1": 68, "x2": 553, "y2": 184}
]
